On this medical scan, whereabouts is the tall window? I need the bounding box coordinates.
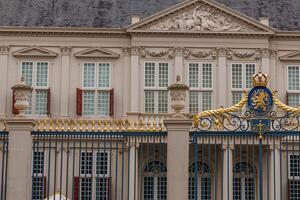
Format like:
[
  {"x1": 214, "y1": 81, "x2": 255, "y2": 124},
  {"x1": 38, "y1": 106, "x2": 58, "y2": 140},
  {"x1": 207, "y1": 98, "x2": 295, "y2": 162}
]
[
  {"x1": 188, "y1": 162, "x2": 212, "y2": 200},
  {"x1": 233, "y1": 162, "x2": 256, "y2": 200},
  {"x1": 188, "y1": 62, "x2": 213, "y2": 114},
  {"x1": 32, "y1": 151, "x2": 45, "y2": 200},
  {"x1": 287, "y1": 65, "x2": 300, "y2": 107},
  {"x1": 144, "y1": 160, "x2": 167, "y2": 200},
  {"x1": 80, "y1": 151, "x2": 110, "y2": 200},
  {"x1": 231, "y1": 63, "x2": 256, "y2": 105},
  {"x1": 144, "y1": 62, "x2": 169, "y2": 113},
  {"x1": 82, "y1": 62, "x2": 111, "y2": 116},
  {"x1": 21, "y1": 61, "x2": 49, "y2": 116},
  {"x1": 289, "y1": 154, "x2": 300, "y2": 199}
]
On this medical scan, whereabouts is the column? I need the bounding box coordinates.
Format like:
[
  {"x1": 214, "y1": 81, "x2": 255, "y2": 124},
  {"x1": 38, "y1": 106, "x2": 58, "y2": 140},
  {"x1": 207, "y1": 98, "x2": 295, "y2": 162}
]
[
  {"x1": 164, "y1": 119, "x2": 192, "y2": 200},
  {"x1": 123, "y1": 48, "x2": 131, "y2": 116},
  {"x1": 130, "y1": 47, "x2": 140, "y2": 112},
  {"x1": 269, "y1": 144, "x2": 281, "y2": 200},
  {"x1": 0, "y1": 46, "x2": 9, "y2": 117},
  {"x1": 60, "y1": 47, "x2": 71, "y2": 117},
  {"x1": 6, "y1": 119, "x2": 36, "y2": 200},
  {"x1": 269, "y1": 50, "x2": 277, "y2": 90},
  {"x1": 261, "y1": 48, "x2": 270, "y2": 75},
  {"x1": 128, "y1": 144, "x2": 138, "y2": 200},
  {"x1": 217, "y1": 48, "x2": 228, "y2": 107},
  {"x1": 174, "y1": 48, "x2": 184, "y2": 83},
  {"x1": 222, "y1": 144, "x2": 233, "y2": 200}
]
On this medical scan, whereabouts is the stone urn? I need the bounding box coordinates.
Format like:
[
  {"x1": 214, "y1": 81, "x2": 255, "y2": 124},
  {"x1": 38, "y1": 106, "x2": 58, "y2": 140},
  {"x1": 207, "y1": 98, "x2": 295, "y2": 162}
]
[
  {"x1": 11, "y1": 77, "x2": 33, "y2": 117},
  {"x1": 168, "y1": 75, "x2": 189, "y2": 118}
]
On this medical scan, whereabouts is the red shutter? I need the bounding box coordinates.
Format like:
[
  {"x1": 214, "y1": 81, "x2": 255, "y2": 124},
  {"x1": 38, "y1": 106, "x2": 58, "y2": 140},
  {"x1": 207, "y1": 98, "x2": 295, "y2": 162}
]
[
  {"x1": 76, "y1": 88, "x2": 83, "y2": 116},
  {"x1": 43, "y1": 176, "x2": 47, "y2": 198},
  {"x1": 12, "y1": 89, "x2": 19, "y2": 114},
  {"x1": 286, "y1": 91, "x2": 289, "y2": 105},
  {"x1": 73, "y1": 176, "x2": 80, "y2": 200},
  {"x1": 109, "y1": 89, "x2": 114, "y2": 116},
  {"x1": 47, "y1": 89, "x2": 51, "y2": 115}
]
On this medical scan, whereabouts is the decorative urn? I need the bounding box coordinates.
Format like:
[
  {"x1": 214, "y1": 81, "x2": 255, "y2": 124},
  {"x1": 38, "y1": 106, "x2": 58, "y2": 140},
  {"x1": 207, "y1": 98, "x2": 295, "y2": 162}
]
[
  {"x1": 168, "y1": 75, "x2": 189, "y2": 118},
  {"x1": 11, "y1": 77, "x2": 33, "y2": 117}
]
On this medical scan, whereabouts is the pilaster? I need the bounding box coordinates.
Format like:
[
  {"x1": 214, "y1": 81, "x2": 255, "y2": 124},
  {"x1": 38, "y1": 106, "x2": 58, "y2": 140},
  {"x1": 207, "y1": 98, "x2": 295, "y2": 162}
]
[
  {"x1": 217, "y1": 48, "x2": 228, "y2": 107},
  {"x1": 222, "y1": 144, "x2": 233, "y2": 200},
  {"x1": 5, "y1": 118, "x2": 36, "y2": 200},
  {"x1": 174, "y1": 47, "x2": 184, "y2": 83},
  {"x1": 123, "y1": 48, "x2": 131, "y2": 116},
  {"x1": 261, "y1": 48, "x2": 270, "y2": 75},
  {"x1": 128, "y1": 144, "x2": 139, "y2": 200},
  {"x1": 0, "y1": 46, "x2": 9, "y2": 117},
  {"x1": 269, "y1": 144, "x2": 281, "y2": 200},
  {"x1": 130, "y1": 47, "x2": 140, "y2": 112},
  {"x1": 60, "y1": 47, "x2": 71, "y2": 117}
]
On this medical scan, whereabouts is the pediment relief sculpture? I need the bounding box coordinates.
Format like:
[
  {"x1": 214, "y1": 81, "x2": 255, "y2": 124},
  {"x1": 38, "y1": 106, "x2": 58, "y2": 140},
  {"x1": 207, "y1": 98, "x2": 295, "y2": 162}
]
[
  {"x1": 12, "y1": 47, "x2": 58, "y2": 57},
  {"x1": 147, "y1": 5, "x2": 255, "y2": 32},
  {"x1": 74, "y1": 48, "x2": 120, "y2": 59}
]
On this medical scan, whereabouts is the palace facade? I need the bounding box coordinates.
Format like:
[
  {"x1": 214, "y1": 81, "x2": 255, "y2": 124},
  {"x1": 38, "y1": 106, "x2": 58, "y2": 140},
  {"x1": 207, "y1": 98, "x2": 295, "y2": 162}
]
[{"x1": 1, "y1": 0, "x2": 300, "y2": 200}]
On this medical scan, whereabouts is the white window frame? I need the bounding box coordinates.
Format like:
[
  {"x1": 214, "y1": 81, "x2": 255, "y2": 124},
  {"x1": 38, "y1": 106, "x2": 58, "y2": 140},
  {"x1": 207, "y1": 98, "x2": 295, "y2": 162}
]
[
  {"x1": 187, "y1": 62, "x2": 214, "y2": 113},
  {"x1": 230, "y1": 63, "x2": 257, "y2": 91},
  {"x1": 32, "y1": 150, "x2": 46, "y2": 200},
  {"x1": 20, "y1": 61, "x2": 50, "y2": 116},
  {"x1": 143, "y1": 61, "x2": 170, "y2": 113},
  {"x1": 287, "y1": 65, "x2": 300, "y2": 93},
  {"x1": 81, "y1": 62, "x2": 112, "y2": 117}
]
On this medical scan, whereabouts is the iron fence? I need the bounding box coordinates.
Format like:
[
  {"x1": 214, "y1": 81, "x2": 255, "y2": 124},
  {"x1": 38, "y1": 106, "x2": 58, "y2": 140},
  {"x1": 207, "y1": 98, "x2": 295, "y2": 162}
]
[
  {"x1": 31, "y1": 131, "x2": 167, "y2": 200},
  {"x1": 0, "y1": 132, "x2": 8, "y2": 200}
]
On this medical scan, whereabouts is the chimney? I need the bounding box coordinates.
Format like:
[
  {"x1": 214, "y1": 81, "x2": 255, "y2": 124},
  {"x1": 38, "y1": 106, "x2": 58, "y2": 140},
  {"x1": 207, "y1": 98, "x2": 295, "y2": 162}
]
[
  {"x1": 259, "y1": 17, "x2": 269, "y2": 26},
  {"x1": 131, "y1": 14, "x2": 140, "y2": 24}
]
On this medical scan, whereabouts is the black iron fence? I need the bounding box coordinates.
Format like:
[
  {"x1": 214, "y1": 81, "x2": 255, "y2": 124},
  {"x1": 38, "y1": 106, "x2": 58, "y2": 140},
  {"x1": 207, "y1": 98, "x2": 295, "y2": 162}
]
[
  {"x1": 0, "y1": 132, "x2": 8, "y2": 200},
  {"x1": 31, "y1": 131, "x2": 167, "y2": 200}
]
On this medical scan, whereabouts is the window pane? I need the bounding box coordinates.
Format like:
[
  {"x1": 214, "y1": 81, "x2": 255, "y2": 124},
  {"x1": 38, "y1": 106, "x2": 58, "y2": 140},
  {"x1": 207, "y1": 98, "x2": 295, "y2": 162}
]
[
  {"x1": 98, "y1": 91, "x2": 109, "y2": 116},
  {"x1": 144, "y1": 177, "x2": 154, "y2": 200},
  {"x1": 25, "y1": 92, "x2": 32, "y2": 115},
  {"x1": 145, "y1": 91, "x2": 155, "y2": 113},
  {"x1": 290, "y1": 180, "x2": 300, "y2": 200},
  {"x1": 98, "y1": 63, "x2": 110, "y2": 88},
  {"x1": 290, "y1": 155, "x2": 300, "y2": 177},
  {"x1": 83, "y1": 91, "x2": 95, "y2": 116},
  {"x1": 202, "y1": 92, "x2": 212, "y2": 111},
  {"x1": 80, "y1": 152, "x2": 93, "y2": 175},
  {"x1": 202, "y1": 63, "x2": 212, "y2": 88},
  {"x1": 288, "y1": 94, "x2": 300, "y2": 107},
  {"x1": 158, "y1": 91, "x2": 168, "y2": 113},
  {"x1": 157, "y1": 177, "x2": 167, "y2": 200},
  {"x1": 232, "y1": 92, "x2": 243, "y2": 105},
  {"x1": 32, "y1": 177, "x2": 45, "y2": 200},
  {"x1": 189, "y1": 63, "x2": 199, "y2": 88},
  {"x1": 33, "y1": 151, "x2": 44, "y2": 175},
  {"x1": 96, "y1": 152, "x2": 108, "y2": 175},
  {"x1": 21, "y1": 62, "x2": 33, "y2": 86},
  {"x1": 83, "y1": 63, "x2": 95, "y2": 88},
  {"x1": 36, "y1": 62, "x2": 48, "y2": 87},
  {"x1": 232, "y1": 64, "x2": 243, "y2": 89},
  {"x1": 145, "y1": 62, "x2": 155, "y2": 88},
  {"x1": 96, "y1": 178, "x2": 109, "y2": 200},
  {"x1": 245, "y1": 64, "x2": 255, "y2": 88},
  {"x1": 35, "y1": 90, "x2": 48, "y2": 116},
  {"x1": 288, "y1": 66, "x2": 300, "y2": 90},
  {"x1": 81, "y1": 178, "x2": 92, "y2": 200},
  {"x1": 189, "y1": 92, "x2": 199, "y2": 114},
  {"x1": 158, "y1": 63, "x2": 168, "y2": 88}
]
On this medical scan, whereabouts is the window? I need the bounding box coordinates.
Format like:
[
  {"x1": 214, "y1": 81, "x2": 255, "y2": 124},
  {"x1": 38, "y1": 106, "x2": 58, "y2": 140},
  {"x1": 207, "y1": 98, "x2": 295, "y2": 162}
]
[
  {"x1": 231, "y1": 63, "x2": 256, "y2": 106},
  {"x1": 233, "y1": 162, "x2": 256, "y2": 200},
  {"x1": 21, "y1": 61, "x2": 49, "y2": 116},
  {"x1": 82, "y1": 62, "x2": 112, "y2": 116},
  {"x1": 144, "y1": 62, "x2": 169, "y2": 113},
  {"x1": 289, "y1": 154, "x2": 300, "y2": 200},
  {"x1": 80, "y1": 151, "x2": 110, "y2": 200},
  {"x1": 144, "y1": 160, "x2": 167, "y2": 200},
  {"x1": 32, "y1": 151, "x2": 46, "y2": 200},
  {"x1": 188, "y1": 63, "x2": 213, "y2": 113},
  {"x1": 287, "y1": 66, "x2": 300, "y2": 107},
  {"x1": 188, "y1": 162, "x2": 212, "y2": 200}
]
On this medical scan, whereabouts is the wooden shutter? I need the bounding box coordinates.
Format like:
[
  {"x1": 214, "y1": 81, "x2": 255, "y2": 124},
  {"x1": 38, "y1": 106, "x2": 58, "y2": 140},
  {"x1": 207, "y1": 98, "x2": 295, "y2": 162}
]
[
  {"x1": 12, "y1": 89, "x2": 19, "y2": 114},
  {"x1": 47, "y1": 89, "x2": 51, "y2": 115},
  {"x1": 73, "y1": 176, "x2": 80, "y2": 200},
  {"x1": 76, "y1": 88, "x2": 83, "y2": 116},
  {"x1": 109, "y1": 89, "x2": 114, "y2": 116},
  {"x1": 286, "y1": 91, "x2": 289, "y2": 105},
  {"x1": 43, "y1": 176, "x2": 47, "y2": 198}
]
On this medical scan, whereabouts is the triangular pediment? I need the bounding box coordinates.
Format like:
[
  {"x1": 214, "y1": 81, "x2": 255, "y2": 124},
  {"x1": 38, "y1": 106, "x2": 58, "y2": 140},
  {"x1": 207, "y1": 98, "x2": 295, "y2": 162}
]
[
  {"x1": 12, "y1": 47, "x2": 58, "y2": 57},
  {"x1": 279, "y1": 51, "x2": 300, "y2": 61},
  {"x1": 127, "y1": 0, "x2": 275, "y2": 34},
  {"x1": 74, "y1": 48, "x2": 120, "y2": 59}
]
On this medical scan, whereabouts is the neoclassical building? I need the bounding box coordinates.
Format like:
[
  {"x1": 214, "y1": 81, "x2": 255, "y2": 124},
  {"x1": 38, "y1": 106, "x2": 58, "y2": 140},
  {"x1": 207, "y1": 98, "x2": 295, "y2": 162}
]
[{"x1": 1, "y1": 0, "x2": 300, "y2": 200}]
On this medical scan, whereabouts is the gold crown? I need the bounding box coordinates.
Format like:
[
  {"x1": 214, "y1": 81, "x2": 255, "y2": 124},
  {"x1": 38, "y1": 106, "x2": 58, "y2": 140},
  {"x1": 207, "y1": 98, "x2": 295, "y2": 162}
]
[{"x1": 252, "y1": 72, "x2": 269, "y2": 87}]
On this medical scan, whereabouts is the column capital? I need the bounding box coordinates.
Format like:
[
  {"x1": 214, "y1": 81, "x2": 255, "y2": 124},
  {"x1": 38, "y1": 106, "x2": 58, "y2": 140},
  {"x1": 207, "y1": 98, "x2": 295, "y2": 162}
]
[
  {"x1": 0, "y1": 46, "x2": 9, "y2": 55},
  {"x1": 130, "y1": 46, "x2": 140, "y2": 56},
  {"x1": 222, "y1": 143, "x2": 234, "y2": 150},
  {"x1": 217, "y1": 48, "x2": 228, "y2": 57},
  {"x1": 174, "y1": 47, "x2": 184, "y2": 56},
  {"x1": 5, "y1": 118, "x2": 36, "y2": 131},
  {"x1": 164, "y1": 119, "x2": 192, "y2": 131},
  {"x1": 261, "y1": 48, "x2": 270, "y2": 58},
  {"x1": 61, "y1": 46, "x2": 72, "y2": 56},
  {"x1": 123, "y1": 47, "x2": 131, "y2": 56}
]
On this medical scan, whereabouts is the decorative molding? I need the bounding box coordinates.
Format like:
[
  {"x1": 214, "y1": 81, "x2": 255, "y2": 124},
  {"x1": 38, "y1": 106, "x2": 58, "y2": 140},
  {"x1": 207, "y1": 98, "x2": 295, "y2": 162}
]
[
  {"x1": 227, "y1": 49, "x2": 255, "y2": 60},
  {"x1": 74, "y1": 47, "x2": 120, "y2": 59},
  {"x1": 61, "y1": 46, "x2": 72, "y2": 56},
  {"x1": 0, "y1": 46, "x2": 9, "y2": 55},
  {"x1": 122, "y1": 47, "x2": 131, "y2": 56},
  {"x1": 12, "y1": 47, "x2": 58, "y2": 58},
  {"x1": 183, "y1": 48, "x2": 210, "y2": 59},
  {"x1": 140, "y1": 47, "x2": 174, "y2": 58},
  {"x1": 279, "y1": 51, "x2": 300, "y2": 61},
  {"x1": 218, "y1": 48, "x2": 227, "y2": 57},
  {"x1": 130, "y1": 47, "x2": 140, "y2": 56},
  {"x1": 261, "y1": 48, "x2": 270, "y2": 58},
  {"x1": 174, "y1": 47, "x2": 184, "y2": 57}
]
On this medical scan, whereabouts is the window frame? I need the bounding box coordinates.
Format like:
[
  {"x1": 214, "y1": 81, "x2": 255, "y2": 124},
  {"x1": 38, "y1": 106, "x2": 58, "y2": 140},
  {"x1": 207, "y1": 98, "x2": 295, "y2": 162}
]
[
  {"x1": 230, "y1": 62, "x2": 257, "y2": 91},
  {"x1": 288, "y1": 153, "x2": 300, "y2": 180},
  {"x1": 20, "y1": 60, "x2": 50, "y2": 116},
  {"x1": 81, "y1": 61, "x2": 112, "y2": 117}
]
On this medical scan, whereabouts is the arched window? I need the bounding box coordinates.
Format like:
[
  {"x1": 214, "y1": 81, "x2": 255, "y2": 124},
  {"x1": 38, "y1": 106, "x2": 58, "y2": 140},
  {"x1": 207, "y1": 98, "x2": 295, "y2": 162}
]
[
  {"x1": 143, "y1": 160, "x2": 167, "y2": 200},
  {"x1": 188, "y1": 161, "x2": 212, "y2": 200},
  {"x1": 233, "y1": 162, "x2": 256, "y2": 200}
]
